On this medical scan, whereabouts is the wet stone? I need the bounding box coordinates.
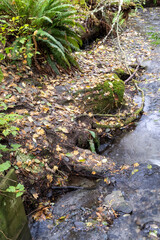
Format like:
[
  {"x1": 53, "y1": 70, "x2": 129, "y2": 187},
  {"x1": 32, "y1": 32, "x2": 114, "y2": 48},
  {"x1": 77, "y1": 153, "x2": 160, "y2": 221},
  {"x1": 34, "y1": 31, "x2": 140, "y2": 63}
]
[
  {"x1": 74, "y1": 221, "x2": 85, "y2": 230},
  {"x1": 114, "y1": 202, "x2": 133, "y2": 214},
  {"x1": 104, "y1": 190, "x2": 132, "y2": 214}
]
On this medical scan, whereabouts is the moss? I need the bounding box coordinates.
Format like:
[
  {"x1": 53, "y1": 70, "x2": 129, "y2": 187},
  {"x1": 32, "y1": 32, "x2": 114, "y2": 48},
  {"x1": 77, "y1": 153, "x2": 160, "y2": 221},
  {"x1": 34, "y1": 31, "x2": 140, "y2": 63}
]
[
  {"x1": 84, "y1": 73, "x2": 125, "y2": 113},
  {"x1": 114, "y1": 68, "x2": 130, "y2": 80},
  {"x1": 0, "y1": 169, "x2": 32, "y2": 240}
]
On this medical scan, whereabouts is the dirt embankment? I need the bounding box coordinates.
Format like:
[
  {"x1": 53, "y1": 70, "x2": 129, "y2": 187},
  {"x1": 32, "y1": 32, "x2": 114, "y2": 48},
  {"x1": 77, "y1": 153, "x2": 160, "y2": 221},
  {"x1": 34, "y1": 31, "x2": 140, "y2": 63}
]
[{"x1": 0, "y1": 16, "x2": 152, "y2": 211}]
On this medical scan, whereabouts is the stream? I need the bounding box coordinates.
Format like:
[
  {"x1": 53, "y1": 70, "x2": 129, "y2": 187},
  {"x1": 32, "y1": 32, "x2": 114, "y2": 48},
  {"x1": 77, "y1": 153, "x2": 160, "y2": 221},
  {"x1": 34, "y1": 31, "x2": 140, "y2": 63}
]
[
  {"x1": 105, "y1": 7, "x2": 160, "y2": 167},
  {"x1": 30, "y1": 8, "x2": 160, "y2": 240}
]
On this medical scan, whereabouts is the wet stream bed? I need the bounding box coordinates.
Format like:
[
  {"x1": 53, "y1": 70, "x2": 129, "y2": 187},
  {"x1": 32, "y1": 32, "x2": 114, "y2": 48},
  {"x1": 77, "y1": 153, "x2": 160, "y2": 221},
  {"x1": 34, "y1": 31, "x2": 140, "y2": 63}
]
[
  {"x1": 30, "y1": 8, "x2": 160, "y2": 240},
  {"x1": 105, "y1": 8, "x2": 160, "y2": 167}
]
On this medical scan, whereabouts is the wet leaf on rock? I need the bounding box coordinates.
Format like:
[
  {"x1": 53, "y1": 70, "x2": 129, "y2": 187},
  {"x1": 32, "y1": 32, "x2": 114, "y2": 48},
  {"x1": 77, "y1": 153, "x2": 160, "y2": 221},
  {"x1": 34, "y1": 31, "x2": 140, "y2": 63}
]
[
  {"x1": 133, "y1": 163, "x2": 139, "y2": 167},
  {"x1": 65, "y1": 153, "x2": 73, "y2": 157},
  {"x1": 147, "y1": 164, "x2": 152, "y2": 169},
  {"x1": 131, "y1": 169, "x2": 139, "y2": 175}
]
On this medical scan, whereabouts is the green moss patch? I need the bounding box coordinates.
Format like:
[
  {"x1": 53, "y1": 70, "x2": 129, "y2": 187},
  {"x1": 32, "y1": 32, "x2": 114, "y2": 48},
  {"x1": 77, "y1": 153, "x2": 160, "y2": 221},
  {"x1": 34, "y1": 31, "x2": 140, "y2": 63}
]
[{"x1": 83, "y1": 73, "x2": 125, "y2": 113}]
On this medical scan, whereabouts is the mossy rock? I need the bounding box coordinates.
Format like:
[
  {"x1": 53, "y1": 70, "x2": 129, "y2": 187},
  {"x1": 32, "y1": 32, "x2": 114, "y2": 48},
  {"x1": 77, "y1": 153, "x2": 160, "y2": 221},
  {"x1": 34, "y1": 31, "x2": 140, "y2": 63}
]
[
  {"x1": 114, "y1": 68, "x2": 130, "y2": 80},
  {"x1": 84, "y1": 73, "x2": 125, "y2": 113}
]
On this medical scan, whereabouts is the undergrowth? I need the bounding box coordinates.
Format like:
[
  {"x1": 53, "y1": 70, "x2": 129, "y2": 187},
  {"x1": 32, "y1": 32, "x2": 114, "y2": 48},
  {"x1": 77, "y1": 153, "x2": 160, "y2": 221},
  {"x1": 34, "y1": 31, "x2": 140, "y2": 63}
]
[{"x1": 0, "y1": 0, "x2": 84, "y2": 74}]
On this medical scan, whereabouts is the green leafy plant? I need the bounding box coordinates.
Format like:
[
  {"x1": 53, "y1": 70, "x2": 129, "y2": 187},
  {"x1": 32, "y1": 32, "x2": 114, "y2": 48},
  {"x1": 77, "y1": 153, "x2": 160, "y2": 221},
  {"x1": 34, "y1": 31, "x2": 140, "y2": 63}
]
[
  {"x1": 6, "y1": 183, "x2": 25, "y2": 197},
  {"x1": 0, "y1": 102, "x2": 24, "y2": 197},
  {"x1": 0, "y1": 100, "x2": 22, "y2": 161},
  {"x1": 0, "y1": 160, "x2": 25, "y2": 197},
  {"x1": 0, "y1": 111, "x2": 22, "y2": 157},
  {"x1": 148, "y1": 31, "x2": 160, "y2": 45},
  {"x1": 87, "y1": 130, "x2": 100, "y2": 153},
  {"x1": 0, "y1": 0, "x2": 84, "y2": 74}
]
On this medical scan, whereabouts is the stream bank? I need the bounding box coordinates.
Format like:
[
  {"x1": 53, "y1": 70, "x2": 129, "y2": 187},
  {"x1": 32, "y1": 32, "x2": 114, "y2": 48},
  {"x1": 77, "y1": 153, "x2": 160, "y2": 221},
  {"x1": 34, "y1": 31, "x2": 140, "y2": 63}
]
[{"x1": 29, "y1": 7, "x2": 160, "y2": 240}]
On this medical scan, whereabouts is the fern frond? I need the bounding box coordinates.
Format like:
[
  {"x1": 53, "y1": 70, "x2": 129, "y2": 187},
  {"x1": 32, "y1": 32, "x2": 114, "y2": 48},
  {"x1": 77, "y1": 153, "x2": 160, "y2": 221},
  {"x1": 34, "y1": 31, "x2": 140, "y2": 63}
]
[
  {"x1": 36, "y1": 29, "x2": 64, "y2": 51},
  {"x1": 65, "y1": 52, "x2": 79, "y2": 68},
  {"x1": 32, "y1": 16, "x2": 53, "y2": 27},
  {"x1": 47, "y1": 53, "x2": 60, "y2": 75},
  {"x1": 26, "y1": 36, "x2": 33, "y2": 66},
  {"x1": 47, "y1": 4, "x2": 75, "y2": 13},
  {"x1": 0, "y1": 0, "x2": 16, "y2": 15},
  {"x1": 38, "y1": 38, "x2": 70, "y2": 67}
]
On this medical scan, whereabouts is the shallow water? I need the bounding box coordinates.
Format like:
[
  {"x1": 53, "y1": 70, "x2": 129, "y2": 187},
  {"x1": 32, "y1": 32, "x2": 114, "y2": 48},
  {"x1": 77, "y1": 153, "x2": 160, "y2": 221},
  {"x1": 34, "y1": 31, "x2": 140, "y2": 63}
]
[{"x1": 105, "y1": 8, "x2": 160, "y2": 166}]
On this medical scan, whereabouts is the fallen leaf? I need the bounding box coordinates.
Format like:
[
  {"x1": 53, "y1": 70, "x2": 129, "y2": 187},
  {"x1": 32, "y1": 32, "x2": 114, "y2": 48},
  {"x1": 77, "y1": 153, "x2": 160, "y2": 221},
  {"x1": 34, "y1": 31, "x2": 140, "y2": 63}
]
[
  {"x1": 56, "y1": 145, "x2": 62, "y2": 152},
  {"x1": 133, "y1": 163, "x2": 139, "y2": 167},
  {"x1": 33, "y1": 193, "x2": 39, "y2": 199},
  {"x1": 86, "y1": 222, "x2": 93, "y2": 227},
  {"x1": 73, "y1": 150, "x2": 79, "y2": 156},
  {"x1": 47, "y1": 174, "x2": 53, "y2": 183}
]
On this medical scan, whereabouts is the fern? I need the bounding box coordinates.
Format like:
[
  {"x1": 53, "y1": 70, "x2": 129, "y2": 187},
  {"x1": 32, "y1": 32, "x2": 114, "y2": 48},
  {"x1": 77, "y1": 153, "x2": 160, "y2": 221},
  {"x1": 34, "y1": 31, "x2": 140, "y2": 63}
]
[
  {"x1": 0, "y1": 0, "x2": 84, "y2": 73},
  {"x1": 47, "y1": 53, "x2": 60, "y2": 75}
]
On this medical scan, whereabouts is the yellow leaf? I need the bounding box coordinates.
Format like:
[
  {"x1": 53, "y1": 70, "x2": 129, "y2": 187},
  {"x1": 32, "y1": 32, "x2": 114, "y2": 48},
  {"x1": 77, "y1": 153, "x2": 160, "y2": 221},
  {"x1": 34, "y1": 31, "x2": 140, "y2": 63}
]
[
  {"x1": 133, "y1": 163, "x2": 139, "y2": 167},
  {"x1": 58, "y1": 216, "x2": 66, "y2": 221},
  {"x1": 88, "y1": 112, "x2": 93, "y2": 117},
  {"x1": 26, "y1": 160, "x2": 32, "y2": 166},
  {"x1": 42, "y1": 107, "x2": 50, "y2": 113},
  {"x1": 33, "y1": 193, "x2": 39, "y2": 199},
  {"x1": 120, "y1": 165, "x2": 130, "y2": 170},
  {"x1": 36, "y1": 128, "x2": 45, "y2": 135},
  {"x1": 56, "y1": 145, "x2": 62, "y2": 152},
  {"x1": 78, "y1": 159, "x2": 86, "y2": 162},
  {"x1": 92, "y1": 171, "x2": 96, "y2": 175},
  {"x1": 16, "y1": 161, "x2": 22, "y2": 167},
  {"x1": 86, "y1": 222, "x2": 93, "y2": 227},
  {"x1": 132, "y1": 169, "x2": 139, "y2": 175},
  {"x1": 56, "y1": 127, "x2": 69, "y2": 133},
  {"x1": 47, "y1": 174, "x2": 53, "y2": 183},
  {"x1": 33, "y1": 133, "x2": 39, "y2": 139},
  {"x1": 96, "y1": 162, "x2": 102, "y2": 166},
  {"x1": 104, "y1": 178, "x2": 110, "y2": 184},
  {"x1": 73, "y1": 150, "x2": 79, "y2": 156},
  {"x1": 33, "y1": 30, "x2": 38, "y2": 36},
  {"x1": 53, "y1": 165, "x2": 58, "y2": 172},
  {"x1": 23, "y1": 60, "x2": 27, "y2": 64}
]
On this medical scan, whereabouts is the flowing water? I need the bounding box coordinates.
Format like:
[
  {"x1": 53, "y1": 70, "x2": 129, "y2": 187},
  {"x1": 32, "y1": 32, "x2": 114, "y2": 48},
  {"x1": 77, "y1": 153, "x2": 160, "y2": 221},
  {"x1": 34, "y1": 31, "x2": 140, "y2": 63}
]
[{"x1": 105, "y1": 8, "x2": 160, "y2": 166}]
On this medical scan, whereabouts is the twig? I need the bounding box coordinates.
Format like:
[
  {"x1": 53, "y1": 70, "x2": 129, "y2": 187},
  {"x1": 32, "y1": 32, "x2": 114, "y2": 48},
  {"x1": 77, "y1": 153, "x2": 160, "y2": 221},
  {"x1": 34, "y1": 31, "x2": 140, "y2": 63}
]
[
  {"x1": 116, "y1": 0, "x2": 131, "y2": 75},
  {"x1": 27, "y1": 205, "x2": 50, "y2": 217},
  {"x1": 124, "y1": 64, "x2": 140, "y2": 84},
  {"x1": 103, "y1": 0, "x2": 124, "y2": 43},
  {"x1": 0, "y1": 230, "x2": 12, "y2": 240},
  {"x1": 45, "y1": 163, "x2": 68, "y2": 178},
  {"x1": 76, "y1": 113, "x2": 119, "y2": 120}
]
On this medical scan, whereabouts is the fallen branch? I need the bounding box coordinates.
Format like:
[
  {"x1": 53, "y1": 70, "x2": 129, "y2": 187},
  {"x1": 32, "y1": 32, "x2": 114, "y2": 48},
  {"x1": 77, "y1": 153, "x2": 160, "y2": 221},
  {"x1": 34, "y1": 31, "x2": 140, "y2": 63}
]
[
  {"x1": 76, "y1": 113, "x2": 119, "y2": 120},
  {"x1": 124, "y1": 64, "x2": 140, "y2": 84},
  {"x1": 0, "y1": 230, "x2": 12, "y2": 240}
]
